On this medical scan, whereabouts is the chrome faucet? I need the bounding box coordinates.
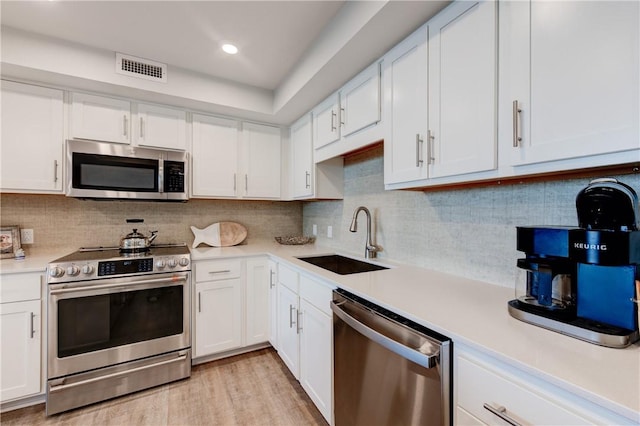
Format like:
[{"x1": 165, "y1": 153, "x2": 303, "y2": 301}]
[{"x1": 349, "y1": 206, "x2": 380, "y2": 259}]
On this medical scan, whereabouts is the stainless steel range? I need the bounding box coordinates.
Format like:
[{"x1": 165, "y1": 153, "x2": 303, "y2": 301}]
[{"x1": 46, "y1": 244, "x2": 191, "y2": 415}]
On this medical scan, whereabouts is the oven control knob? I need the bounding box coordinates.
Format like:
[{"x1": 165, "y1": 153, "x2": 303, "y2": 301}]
[
  {"x1": 167, "y1": 258, "x2": 178, "y2": 268},
  {"x1": 156, "y1": 259, "x2": 166, "y2": 269},
  {"x1": 49, "y1": 266, "x2": 65, "y2": 278},
  {"x1": 81, "y1": 264, "x2": 94, "y2": 275},
  {"x1": 66, "y1": 265, "x2": 80, "y2": 276},
  {"x1": 179, "y1": 257, "x2": 189, "y2": 267}
]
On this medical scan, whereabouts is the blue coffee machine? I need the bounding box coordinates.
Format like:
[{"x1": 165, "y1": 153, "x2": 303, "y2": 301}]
[{"x1": 509, "y1": 178, "x2": 640, "y2": 348}]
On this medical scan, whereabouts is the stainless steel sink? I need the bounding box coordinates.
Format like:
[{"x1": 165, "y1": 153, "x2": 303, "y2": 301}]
[{"x1": 297, "y1": 254, "x2": 388, "y2": 275}]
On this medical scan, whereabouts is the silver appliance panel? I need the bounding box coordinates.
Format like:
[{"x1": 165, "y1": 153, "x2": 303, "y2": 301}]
[
  {"x1": 47, "y1": 271, "x2": 191, "y2": 379},
  {"x1": 332, "y1": 289, "x2": 452, "y2": 426},
  {"x1": 65, "y1": 139, "x2": 188, "y2": 201}
]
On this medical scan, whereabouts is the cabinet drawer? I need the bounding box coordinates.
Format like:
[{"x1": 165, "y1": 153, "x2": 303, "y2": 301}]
[
  {"x1": 278, "y1": 263, "x2": 299, "y2": 292},
  {"x1": 299, "y1": 275, "x2": 334, "y2": 316},
  {"x1": 194, "y1": 259, "x2": 241, "y2": 282},
  {"x1": 457, "y1": 354, "x2": 591, "y2": 425},
  {"x1": 0, "y1": 273, "x2": 41, "y2": 304}
]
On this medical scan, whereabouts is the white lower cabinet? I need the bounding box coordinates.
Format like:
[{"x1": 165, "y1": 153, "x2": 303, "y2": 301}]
[
  {"x1": 455, "y1": 344, "x2": 635, "y2": 425},
  {"x1": 0, "y1": 272, "x2": 44, "y2": 403},
  {"x1": 193, "y1": 259, "x2": 243, "y2": 357},
  {"x1": 193, "y1": 257, "x2": 271, "y2": 360},
  {"x1": 276, "y1": 263, "x2": 334, "y2": 423}
]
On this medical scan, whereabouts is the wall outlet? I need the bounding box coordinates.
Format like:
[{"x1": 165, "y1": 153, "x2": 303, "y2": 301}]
[
  {"x1": 312, "y1": 224, "x2": 317, "y2": 236},
  {"x1": 327, "y1": 225, "x2": 333, "y2": 239},
  {"x1": 21, "y1": 228, "x2": 34, "y2": 244}
]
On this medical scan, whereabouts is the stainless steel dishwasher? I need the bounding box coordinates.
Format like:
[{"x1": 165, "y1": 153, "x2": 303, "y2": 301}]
[{"x1": 331, "y1": 289, "x2": 452, "y2": 426}]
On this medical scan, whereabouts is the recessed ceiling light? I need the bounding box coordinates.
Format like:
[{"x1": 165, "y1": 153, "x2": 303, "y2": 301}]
[{"x1": 222, "y1": 44, "x2": 238, "y2": 55}]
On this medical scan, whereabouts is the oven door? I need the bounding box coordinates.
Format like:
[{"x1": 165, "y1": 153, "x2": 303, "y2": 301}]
[{"x1": 48, "y1": 272, "x2": 190, "y2": 379}]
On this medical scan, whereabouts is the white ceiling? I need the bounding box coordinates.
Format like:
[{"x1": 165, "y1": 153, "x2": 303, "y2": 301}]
[
  {"x1": 0, "y1": 1, "x2": 345, "y2": 90},
  {"x1": 0, "y1": 0, "x2": 450, "y2": 124}
]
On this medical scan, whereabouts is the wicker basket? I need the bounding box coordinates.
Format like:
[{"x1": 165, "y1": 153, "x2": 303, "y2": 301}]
[{"x1": 275, "y1": 236, "x2": 316, "y2": 245}]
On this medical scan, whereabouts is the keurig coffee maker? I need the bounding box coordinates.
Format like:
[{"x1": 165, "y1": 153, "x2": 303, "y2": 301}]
[{"x1": 509, "y1": 178, "x2": 640, "y2": 348}]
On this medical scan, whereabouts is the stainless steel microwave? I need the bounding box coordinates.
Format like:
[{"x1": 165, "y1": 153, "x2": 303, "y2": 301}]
[{"x1": 65, "y1": 139, "x2": 188, "y2": 201}]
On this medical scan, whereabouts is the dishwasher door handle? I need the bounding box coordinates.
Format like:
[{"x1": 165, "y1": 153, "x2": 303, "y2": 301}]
[{"x1": 331, "y1": 300, "x2": 439, "y2": 369}]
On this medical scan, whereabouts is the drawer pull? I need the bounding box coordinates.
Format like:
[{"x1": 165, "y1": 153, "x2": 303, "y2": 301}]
[
  {"x1": 208, "y1": 270, "x2": 231, "y2": 274},
  {"x1": 483, "y1": 403, "x2": 522, "y2": 426}
]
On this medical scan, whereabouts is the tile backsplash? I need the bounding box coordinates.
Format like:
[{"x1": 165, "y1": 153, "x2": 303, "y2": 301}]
[
  {"x1": 303, "y1": 145, "x2": 640, "y2": 288},
  {"x1": 0, "y1": 194, "x2": 302, "y2": 254}
]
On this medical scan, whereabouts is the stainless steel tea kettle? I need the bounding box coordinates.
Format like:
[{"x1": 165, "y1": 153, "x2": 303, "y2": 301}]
[{"x1": 120, "y1": 219, "x2": 157, "y2": 251}]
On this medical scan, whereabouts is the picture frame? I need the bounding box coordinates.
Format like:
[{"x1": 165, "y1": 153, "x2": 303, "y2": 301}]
[{"x1": 0, "y1": 226, "x2": 21, "y2": 259}]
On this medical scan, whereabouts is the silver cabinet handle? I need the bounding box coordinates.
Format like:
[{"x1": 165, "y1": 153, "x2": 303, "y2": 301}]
[
  {"x1": 513, "y1": 100, "x2": 522, "y2": 147},
  {"x1": 269, "y1": 270, "x2": 276, "y2": 288},
  {"x1": 297, "y1": 310, "x2": 302, "y2": 334},
  {"x1": 140, "y1": 117, "x2": 145, "y2": 138},
  {"x1": 483, "y1": 403, "x2": 522, "y2": 426},
  {"x1": 53, "y1": 160, "x2": 58, "y2": 183},
  {"x1": 289, "y1": 304, "x2": 296, "y2": 328},
  {"x1": 340, "y1": 107, "x2": 345, "y2": 126},
  {"x1": 330, "y1": 110, "x2": 337, "y2": 131},
  {"x1": 208, "y1": 270, "x2": 231, "y2": 274},
  {"x1": 415, "y1": 134, "x2": 424, "y2": 167},
  {"x1": 305, "y1": 171, "x2": 311, "y2": 189},
  {"x1": 123, "y1": 115, "x2": 128, "y2": 137},
  {"x1": 427, "y1": 130, "x2": 435, "y2": 164},
  {"x1": 198, "y1": 292, "x2": 201, "y2": 313},
  {"x1": 233, "y1": 173, "x2": 237, "y2": 192},
  {"x1": 29, "y1": 312, "x2": 35, "y2": 338},
  {"x1": 245, "y1": 174, "x2": 248, "y2": 192}
]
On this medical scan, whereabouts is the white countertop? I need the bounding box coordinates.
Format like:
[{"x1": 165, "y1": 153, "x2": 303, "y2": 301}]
[
  {"x1": 194, "y1": 241, "x2": 640, "y2": 422},
  {"x1": 3, "y1": 242, "x2": 639, "y2": 421}
]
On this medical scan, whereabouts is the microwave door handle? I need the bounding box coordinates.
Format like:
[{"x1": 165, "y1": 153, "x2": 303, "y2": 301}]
[{"x1": 158, "y1": 159, "x2": 164, "y2": 193}]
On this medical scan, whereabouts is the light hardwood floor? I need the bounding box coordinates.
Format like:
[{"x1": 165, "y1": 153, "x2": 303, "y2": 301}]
[{"x1": 1, "y1": 348, "x2": 328, "y2": 426}]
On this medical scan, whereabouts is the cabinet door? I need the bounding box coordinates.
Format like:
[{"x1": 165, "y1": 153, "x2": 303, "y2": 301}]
[
  {"x1": 299, "y1": 298, "x2": 332, "y2": 423},
  {"x1": 313, "y1": 94, "x2": 340, "y2": 150},
  {"x1": 268, "y1": 260, "x2": 278, "y2": 349},
  {"x1": 245, "y1": 258, "x2": 270, "y2": 346},
  {"x1": 191, "y1": 114, "x2": 239, "y2": 197},
  {"x1": 1, "y1": 300, "x2": 41, "y2": 402},
  {"x1": 428, "y1": 0, "x2": 497, "y2": 178},
  {"x1": 70, "y1": 92, "x2": 131, "y2": 144},
  {"x1": 505, "y1": 1, "x2": 639, "y2": 165},
  {"x1": 194, "y1": 279, "x2": 243, "y2": 357},
  {"x1": 291, "y1": 114, "x2": 314, "y2": 198},
  {"x1": 1, "y1": 81, "x2": 63, "y2": 192},
  {"x1": 242, "y1": 122, "x2": 281, "y2": 199},
  {"x1": 136, "y1": 103, "x2": 187, "y2": 150},
  {"x1": 277, "y1": 283, "x2": 299, "y2": 379},
  {"x1": 383, "y1": 25, "x2": 429, "y2": 185},
  {"x1": 340, "y1": 62, "x2": 381, "y2": 138}
]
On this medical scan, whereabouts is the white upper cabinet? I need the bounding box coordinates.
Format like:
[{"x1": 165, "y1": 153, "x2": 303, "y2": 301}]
[
  {"x1": 313, "y1": 94, "x2": 340, "y2": 150},
  {"x1": 191, "y1": 117, "x2": 281, "y2": 200},
  {"x1": 383, "y1": 24, "x2": 429, "y2": 185},
  {"x1": 313, "y1": 62, "x2": 382, "y2": 162},
  {"x1": 340, "y1": 61, "x2": 381, "y2": 138},
  {"x1": 502, "y1": 0, "x2": 640, "y2": 167},
  {"x1": 191, "y1": 114, "x2": 239, "y2": 198},
  {"x1": 71, "y1": 92, "x2": 187, "y2": 150},
  {"x1": 241, "y1": 122, "x2": 281, "y2": 199},
  {"x1": 135, "y1": 103, "x2": 187, "y2": 150},
  {"x1": 383, "y1": 0, "x2": 497, "y2": 188},
  {"x1": 291, "y1": 114, "x2": 314, "y2": 198},
  {"x1": 428, "y1": 0, "x2": 497, "y2": 178},
  {"x1": 71, "y1": 92, "x2": 131, "y2": 144},
  {"x1": 1, "y1": 81, "x2": 64, "y2": 193}
]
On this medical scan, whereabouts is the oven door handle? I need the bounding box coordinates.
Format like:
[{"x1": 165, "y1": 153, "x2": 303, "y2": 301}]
[
  {"x1": 48, "y1": 352, "x2": 189, "y2": 393},
  {"x1": 50, "y1": 275, "x2": 188, "y2": 295},
  {"x1": 331, "y1": 300, "x2": 439, "y2": 369}
]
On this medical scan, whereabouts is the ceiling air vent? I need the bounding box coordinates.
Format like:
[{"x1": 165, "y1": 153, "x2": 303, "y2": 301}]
[{"x1": 115, "y1": 53, "x2": 167, "y2": 83}]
